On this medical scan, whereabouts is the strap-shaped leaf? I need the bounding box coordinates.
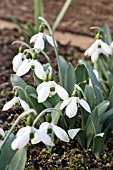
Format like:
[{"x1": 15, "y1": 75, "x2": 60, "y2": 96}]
[
  {"x1": 84, "y1": 63, "x2": 104, "y2": 104},
  {"x1": 7, "y1": 147, "x2": 27, "y2": 170},
  {"x1": 102, "y1": 24, "x2": 112, "y2": 45},
  {"x1": 51, "y1": 102, "x2": 62, "y2": 125},
  {"x1": 85, "y1": 85, "x2": 94, "y2": 111},
  {"x1": 64, "y1": 63, "x2": 76, "y2": 95},
  {"x1": 108, "y1": 86, "x2": 113, "y2": 109},
  {"x1": 0, "y1": 134, "x2": 16, "y2": 170},
  {"x1": 92, "y1": 133, "x2": 104, "y2": 158},
  {"x1": 75, "y1": 63, "x2": 88, "y2": 84},
  {"x1": 58, "y1": 55, "x2": 68, "y2": 86}
]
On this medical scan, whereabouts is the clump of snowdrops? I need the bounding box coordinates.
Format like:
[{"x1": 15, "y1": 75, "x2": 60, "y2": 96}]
[{"x1": 1, "y1": 18, "x2": 113, "y2": 169}]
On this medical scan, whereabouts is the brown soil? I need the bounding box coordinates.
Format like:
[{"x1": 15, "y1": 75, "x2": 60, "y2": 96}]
[{"x1": 0, "y1": 0, "x2": 113, "y2": 37}]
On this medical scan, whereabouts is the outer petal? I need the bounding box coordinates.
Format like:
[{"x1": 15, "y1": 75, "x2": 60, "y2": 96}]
[
  {"x1": 2, "y1": 97, "x2": 18, "y2": 111},
  {"x1": 11, "y1": 133, "x2": 29, "y2": 150},
  {"x1": 34, "y1": 33, "x2": 44, "y2": 50},
  {"x1": 19, "y1": 98, "x2": 30, "y2": 111},
  {"x1": 101, "y1": 40, "x2": 112, "y2": 55},
  {"x1": 91, "y1": 52, "x2": 99, "y2": 63},
  {"x1": 60, "y1": 98, "x2": 71, "y2": 110},
  {"x1": 66, "y1": 101, "x2": 78, "y2": 118},
  {"x1": 12, "y1": 53, "x2": 25, "y2": 72},
  {"x1": 0, "y1": 128, "x2": 5, "y2": 137},
  {"x1": 16, "y1": 126, "x2": 31, "y2": 137},
  {"x1": 37, "y1": 82, "x2": 50, "y2": 103},
  {"x1": 84, "y1": 40, "x2": 98, "y2": 56},
  {"x1": 110, "y1": 42, "x2": 113, "y2": 49},
  {"x1": 45, "y1": 34, "x2": 57, "y2": 47},
  {"x1": 30, "y1": 34, "x2": 39, "y2": 43},
  {"x1": 34, "y1": 61, "x2": 45, "y2": 80},
  {"x1": 79, "y1": 99, "x2": 91, "y2": 113},
  {"x1": 55, "y1": 83, "x2": 69, "y2": 100},
  {"x1": 51, "y1": 123, "x2": 69, "y2": 142},
  {"x1": 16, "y1": 60, "x2": 31, "y2": 76}
]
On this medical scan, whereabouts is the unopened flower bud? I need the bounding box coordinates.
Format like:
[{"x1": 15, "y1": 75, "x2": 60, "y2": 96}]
[
  {"x1": 46, "y1": 113, "x2": 52, "y2": 123},
  {"x1": 32, "y1": 53, "x2": 37, "y2": 60},
  {"x1": 48, "y1": 66, "x2": 53, "y2": 81},
  {"x1": 39, "y1": 24, "x2": 44, "y2": 33},
  {"x1": 26, "y1": 115, "x2": 34, "y2": 126},
  {"x1": 43, "y1": 73, "x2": 48, "y2": 82}
]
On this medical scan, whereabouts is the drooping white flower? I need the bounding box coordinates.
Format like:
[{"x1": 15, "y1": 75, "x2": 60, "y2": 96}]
[
  {"x1": 39, "y1": 122, "x2": 69, "y2": 142},
  {"x1": 12, "y1": 53, "x2": 26, "y2": 72},
  {"x1": 84, "y1": 39, "x2": 112, "y2": 62},
  {"x1": 36, "y1": 81, "x2": 69, "y2": 103},
  {"x1": 30, "y1": 32, "x2": 57, "y2": 50},
  {"x1": 16, "y1": 59, "x2": 45, "y2": 78},
  {"x1": 110, "y1": 42, "x2": 113, "y2": 49},
  {"x1": 60, "y1": 97, "x2": 91, "y2": 118},
  {"x1": 11, "y1": 126, "x2": 54, "y2": 150},
  {"x1": 3, "y1": 96, "x2": 29, "y2": 111}
]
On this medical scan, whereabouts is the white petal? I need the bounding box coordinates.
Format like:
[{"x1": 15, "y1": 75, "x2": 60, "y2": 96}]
[
  {"x1": 39, "y1": 122, "x2": 50, "y2": 130},
  {"x1": 45, "y1": 34, "x2": 57, "y2": 47},
  {"x1": 79, "y1": 99, "x2": 91, "y2": 113},
  {"x1": 91, "y1": 52, "x2": 99, "y2": 63},
  {"x1": 55, "y1": 83, "x2": 69, "y2": 100},
  {"x1": 66, "y1": 101, "x2": 78, "y2": 118},
  {"x1": 60, "y1": 98, "x2": 71, "y2": 110},
  {"x1": 2, "y1": 97, "x2": 18, "y2": 111},
  {"x1": 11, "y1": 133, "x2": 29, "y2": 150},
  {"x1": 12, "y1": 53, "x2": 25, "y2": 72},
  {"x1": 0, "y1": 128, "x2": 5, "y2": 137},
  {"x1": 34, "y1": 33, "x2": 44, "y2": 50},
  {"x1": 51, "y1": 123, "x2": 69, "y2": 142},
  {"x1": 37, "y1": 82, "x2": 50, "y2": 103},
  {"x1": 68, "y1": 128, "x2": 81, "y2": 139},
  {"x1": 19, "y1": 98, "x2": 30, "y2": 111},
  {"x1": 84, "y1": 40, "x2": 98, "y2": 56},
  {"x1": 101, "y1": 40, "x2": 112, "y2": 55},
  {"x1": 34, "y1": 61, "x2": 45, "y2": 80},
  {"x1": 16, "y1": 126, "x2": 31, "y2": 137},
  {"x1": 30, "y1": 34, "x2": 39, "y2": 43},
  {"x1": 16, "y1": 60, "x2": 31, "y2": 76}
]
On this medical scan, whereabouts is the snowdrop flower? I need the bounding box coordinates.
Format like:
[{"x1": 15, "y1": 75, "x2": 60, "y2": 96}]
[
  {"x1": 16, "y1": 58, "x2": 45, "y2": 79},
  {"x1": 30, "y1": 32, "x2": 57, "y2": 50},
  {"x1": 11, "y1": 126, "x2": 54, "y2": 150},
  {"x1": 60, "y1": 97, "x2": 91, "y2": 118},
  {"x1": 3, "y1": 96, "x2": 29, "y2": 111},
  {"x1": 12, "y1": 53, "x2": 26, "y2": 72},
  {"x1": 84, "y1": 39, "x2": 112, "y2": 62},
  {"x1": 110, "y1": 41, "x2": 113, "y2": 49},
  {"x1": 37, "y1": 81, "x2": 69, "y2": 103},
  {"x1": 39, "y1": 122, "x2": 69, "y2": 142}
]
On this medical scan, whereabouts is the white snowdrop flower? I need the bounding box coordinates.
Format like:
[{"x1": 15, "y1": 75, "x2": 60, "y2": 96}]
[
  {"x1": 110, "y1": 41, "x2": 113, "y2": 49},
  {"x1": 30, "y1": 32, "x2": 57, "y2": 50},
  {"x1": 60, "y1": 97, "x2": 91, "y2": 118},
  {"x1": 84, "y1": 39, "x2": 112, "y2": 62},
  {"x1": 16, "y1": 58, "x2": 45, "y2": 79},
  {"x1": 11, "y1": 126, "x2": 54, "y2": 150},
  {"x1": 39, "y1": 122, "x2": 69, "y2": 142},
  {"x1": 12, "y1": 53, "x2": 26, "y2": 72},
  {"x1": 36, "y1": 81, "x2": 69, "y2": 103},
  {"x1": 3, "y1": 96, "x2": 29, "y2": 111}
]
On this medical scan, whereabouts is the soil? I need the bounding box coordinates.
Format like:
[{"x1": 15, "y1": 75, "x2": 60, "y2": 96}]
[{"x1": 1, "y1": 0, "x2": 113, "y2": 37}]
